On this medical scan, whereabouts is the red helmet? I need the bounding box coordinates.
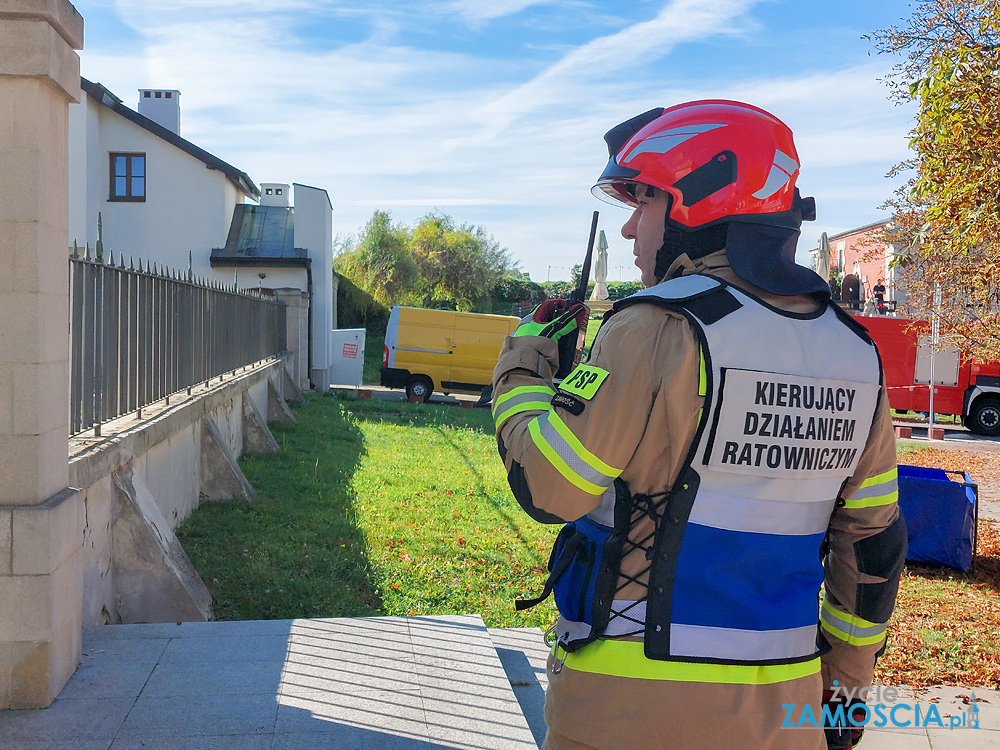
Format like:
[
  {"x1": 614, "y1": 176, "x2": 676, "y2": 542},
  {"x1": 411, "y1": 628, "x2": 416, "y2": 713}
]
[{"x1": 593, "y1": 100, "x2": 811, "y2": 229}]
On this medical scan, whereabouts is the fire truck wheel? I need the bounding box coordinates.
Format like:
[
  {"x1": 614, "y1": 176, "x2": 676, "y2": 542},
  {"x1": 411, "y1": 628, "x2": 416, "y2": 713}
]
[
  {"x1": 406, "y1": 376, "x2": 433, "y2": 403},
  {"x1": 968, "y1": 397, "x2": 1000, "y2": 437}
]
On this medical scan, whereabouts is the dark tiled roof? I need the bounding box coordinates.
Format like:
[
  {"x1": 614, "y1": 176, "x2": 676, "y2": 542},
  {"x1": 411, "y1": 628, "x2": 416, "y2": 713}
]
[
  {"x1": 80, "y1": 78, "x2": 260, "y2": 200},
  {"x1": 210, "y1": 204, "x2": 309, "y2": 267}
]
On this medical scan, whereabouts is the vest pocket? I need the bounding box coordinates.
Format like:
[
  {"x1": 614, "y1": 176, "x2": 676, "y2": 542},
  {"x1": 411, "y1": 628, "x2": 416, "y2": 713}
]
[
  {"x1": 515, "y1": 515, "x2": 617, "y2": 651},
  {"x1": 552, "y1": 516, "x2": 612, "y2": 625}
]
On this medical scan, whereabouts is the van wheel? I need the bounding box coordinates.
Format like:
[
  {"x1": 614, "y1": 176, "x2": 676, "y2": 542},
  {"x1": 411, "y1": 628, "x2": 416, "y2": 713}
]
[
  {"x1": 968, "y1": 397, "x2": 1000, "y2": 437},
  {"x1": 406, "y1": 376, "x2": 433, "y2": 403}
]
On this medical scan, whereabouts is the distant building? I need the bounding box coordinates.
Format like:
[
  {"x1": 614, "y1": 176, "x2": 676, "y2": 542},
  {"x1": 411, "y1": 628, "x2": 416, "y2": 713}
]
[
  {"x1": 67, "y1": 79, "x2": 336, "y2": 389},
  {"x1": 210, "y1": 182, "x2": 336, "y2": 389},
  {"x1": 812, "y1": 220, "x2": 908, "y2": 311}
]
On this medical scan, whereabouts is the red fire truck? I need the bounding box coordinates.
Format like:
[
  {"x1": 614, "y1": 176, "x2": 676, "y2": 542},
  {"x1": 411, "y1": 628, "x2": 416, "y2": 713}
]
[{"x1": 853, "y1": 315, "x2": 1000, "y2": 436}]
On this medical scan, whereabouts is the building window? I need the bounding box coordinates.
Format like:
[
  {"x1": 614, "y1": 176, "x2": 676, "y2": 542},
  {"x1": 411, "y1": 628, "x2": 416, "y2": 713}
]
[
  {"x1": 275, "y1": 188, "x2": 282, "y2": 195},
  {"x1": 265, "y1": 188, "x2": 273, "y2": 195},
  {"x1": 109, "y1": 153, "x2": 146, "y2": 202}
]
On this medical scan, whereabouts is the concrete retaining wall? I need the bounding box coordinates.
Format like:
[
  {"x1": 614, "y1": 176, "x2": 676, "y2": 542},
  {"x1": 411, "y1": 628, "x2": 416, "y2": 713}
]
[{"x1": 68, "y1": 358, "x2": 298, "y2": 626}]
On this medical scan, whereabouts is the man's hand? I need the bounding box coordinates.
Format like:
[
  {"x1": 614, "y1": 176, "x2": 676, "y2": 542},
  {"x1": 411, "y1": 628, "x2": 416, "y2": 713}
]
[{"x1": 513, "y1": 300, "x2": 588, "y2": 341}]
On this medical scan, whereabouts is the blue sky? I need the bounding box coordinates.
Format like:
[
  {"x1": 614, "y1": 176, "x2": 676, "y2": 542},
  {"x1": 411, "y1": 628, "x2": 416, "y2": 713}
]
[{"x1": 72, "y1": 0, "x2": 918, "y2": 282}]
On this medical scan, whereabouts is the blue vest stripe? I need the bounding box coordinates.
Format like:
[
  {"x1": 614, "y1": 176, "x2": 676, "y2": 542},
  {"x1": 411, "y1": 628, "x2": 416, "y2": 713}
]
[{"x1": 671, "y1": 523, "x2": 825, "y2": 631}]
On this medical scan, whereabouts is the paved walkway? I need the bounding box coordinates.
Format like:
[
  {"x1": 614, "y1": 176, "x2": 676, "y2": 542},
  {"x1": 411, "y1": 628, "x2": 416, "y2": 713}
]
[
  {"x1": 0, "y1": 616, "x2": 537, "y2": 749},
  {"x1": 1, "y1": 616, "x2": 998, "y2": 749}
]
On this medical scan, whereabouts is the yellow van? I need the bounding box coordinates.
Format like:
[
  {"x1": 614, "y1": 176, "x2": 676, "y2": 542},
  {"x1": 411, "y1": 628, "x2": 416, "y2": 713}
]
[{"x1": 381, "y1": 306, "x2": 519, "y2": 401}]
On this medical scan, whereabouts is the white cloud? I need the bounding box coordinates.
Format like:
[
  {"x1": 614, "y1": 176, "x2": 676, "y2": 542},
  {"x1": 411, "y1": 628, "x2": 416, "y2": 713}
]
[
  {"x1": 445, "y1": 0, "x2": 554, "y2": 25},
  {"x1": 474, "y1": 0, "x2": 760, "y2": 134}
]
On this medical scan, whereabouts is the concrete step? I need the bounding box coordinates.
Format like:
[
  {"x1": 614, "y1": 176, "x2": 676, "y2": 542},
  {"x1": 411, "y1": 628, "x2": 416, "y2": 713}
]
[
  {"x1": 488, "y1": 628, "x2": 549, "y2": 748},
  {"x1": 0, "y1": 615, "x2": 539, "y2": 749}
]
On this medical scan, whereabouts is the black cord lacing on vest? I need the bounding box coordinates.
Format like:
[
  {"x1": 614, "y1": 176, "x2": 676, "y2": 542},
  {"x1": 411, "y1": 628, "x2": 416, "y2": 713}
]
[{"x1": 607, "y1": 489, "x2": 672, "y2": 636}]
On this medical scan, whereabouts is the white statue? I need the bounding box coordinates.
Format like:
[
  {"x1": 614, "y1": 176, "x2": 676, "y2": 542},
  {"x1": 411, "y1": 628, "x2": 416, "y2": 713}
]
[{"x1": 591, "y1": 230, "x2": 609, "y2": 301}]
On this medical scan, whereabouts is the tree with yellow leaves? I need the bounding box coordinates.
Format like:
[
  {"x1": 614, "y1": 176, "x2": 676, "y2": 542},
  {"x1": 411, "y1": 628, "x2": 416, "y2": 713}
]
[{"x1": 869, "y1": 0, "x2": 1000, "y2": 360}]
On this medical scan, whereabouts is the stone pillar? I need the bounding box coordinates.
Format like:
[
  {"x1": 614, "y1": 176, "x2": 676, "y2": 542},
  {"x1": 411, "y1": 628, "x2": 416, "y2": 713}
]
[
  {"x1": 274, "y1": 288, "x2": 310, "y2": 391},
  {"x1": 0, "y1": 0, "x2": 86, "y2": 709}
]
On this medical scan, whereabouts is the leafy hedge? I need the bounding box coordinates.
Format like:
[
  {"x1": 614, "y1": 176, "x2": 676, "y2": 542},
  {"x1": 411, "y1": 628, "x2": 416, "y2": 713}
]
[{"x1": 336, "y1": 274, "x2": 390, "y2": 334}]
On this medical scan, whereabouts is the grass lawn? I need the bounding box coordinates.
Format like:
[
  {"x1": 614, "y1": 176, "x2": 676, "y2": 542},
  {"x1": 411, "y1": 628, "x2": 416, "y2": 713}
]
[{"x1": 177, "y1": 394, "x2": 558, "y2": 628}]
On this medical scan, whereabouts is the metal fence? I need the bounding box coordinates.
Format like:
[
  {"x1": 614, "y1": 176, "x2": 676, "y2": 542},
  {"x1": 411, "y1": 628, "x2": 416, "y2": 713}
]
[{"x1": 69, "y1": 248, "x2": 287, "y2": 436}]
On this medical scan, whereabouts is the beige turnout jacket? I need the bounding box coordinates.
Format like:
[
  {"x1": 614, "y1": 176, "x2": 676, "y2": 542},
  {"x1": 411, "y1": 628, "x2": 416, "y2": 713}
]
[{"x1": 492, "y1": 252, "x2": 901, "y2": 750}]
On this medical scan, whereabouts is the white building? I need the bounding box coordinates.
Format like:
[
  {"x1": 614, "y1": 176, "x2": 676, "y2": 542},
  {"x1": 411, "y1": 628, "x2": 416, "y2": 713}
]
[
  {"x1": 67, "y1": 79, "x2": 336, "y2": 389},
  {"x1": 210, "y1": 182, "x2": 336, "y2": 390}
]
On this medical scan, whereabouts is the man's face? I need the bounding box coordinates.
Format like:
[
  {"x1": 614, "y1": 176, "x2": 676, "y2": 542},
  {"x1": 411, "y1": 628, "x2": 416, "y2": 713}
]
[{"x1": 621, "y1": 184, "x2": 669, "y2": 287}]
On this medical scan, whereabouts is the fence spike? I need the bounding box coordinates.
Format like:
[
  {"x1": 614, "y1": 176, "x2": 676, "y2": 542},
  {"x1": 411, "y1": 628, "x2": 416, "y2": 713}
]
[
  {"x1": 146, "y1": 259, "x2": 152, "y2": 274},
  {"x1": 120, "y1": 253, "x2": 126, "y2": 269},
  {"x1": 84, "y1": 244, "x2": 92, "y2": 262},
  {"x1": 71, "y1": 240, "x2": 79, "y2": 258},
  {"x1": 107, "y1": 249, "x2": 115, "y2": 267},
  {"x1": 95, "y1": 212, "x2": 104, "y2": 264}
]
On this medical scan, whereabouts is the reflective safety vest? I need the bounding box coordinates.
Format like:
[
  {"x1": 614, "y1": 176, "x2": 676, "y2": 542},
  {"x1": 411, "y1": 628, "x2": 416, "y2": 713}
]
[{"x1": 555, "y1": 274, "x2": 884, "y2": 682}]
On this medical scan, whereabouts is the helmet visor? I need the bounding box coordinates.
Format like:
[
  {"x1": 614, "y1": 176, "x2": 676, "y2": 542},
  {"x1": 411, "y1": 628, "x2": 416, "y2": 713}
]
[
  {"x1": 592, "y1": 179, "x2": 637, "y2": 208},
  {"x1": 592, "y1": 154, "x2": 643, "y2": 208}
]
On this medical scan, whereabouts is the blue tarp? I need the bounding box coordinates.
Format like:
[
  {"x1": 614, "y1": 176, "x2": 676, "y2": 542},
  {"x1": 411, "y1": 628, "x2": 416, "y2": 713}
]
[{"x1": 897, "y1": 465, "x2": 978, "y2": 572}]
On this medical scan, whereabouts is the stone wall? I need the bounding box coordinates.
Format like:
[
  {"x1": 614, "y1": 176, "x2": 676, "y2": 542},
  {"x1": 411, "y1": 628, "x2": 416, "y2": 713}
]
[{"x1": 68, "y1": 359, "x2": 298, "y2": 628}]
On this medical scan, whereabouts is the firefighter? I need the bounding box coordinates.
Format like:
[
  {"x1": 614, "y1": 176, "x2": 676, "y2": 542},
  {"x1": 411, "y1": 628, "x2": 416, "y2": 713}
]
[{"x1": 491, "y1": 100, "x2": 906, "y2": 750}]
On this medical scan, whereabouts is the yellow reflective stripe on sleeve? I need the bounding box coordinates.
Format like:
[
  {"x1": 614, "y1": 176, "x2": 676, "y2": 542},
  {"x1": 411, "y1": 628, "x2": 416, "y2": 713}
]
[
  {"x1": 495, "y1": 400, "x2": 552, "y2": 430},
  {"x1": 861, "y1": 467, "x2": 897, "y2": 488},
  {"x1": 529, "y1": 418, "x2": 602, "y2": 494},
  {"x1": 546, "y1": 410, "x2": 622, "y2": 479},
  {"x1": 493, "y1": 385, "x2": 555, "y2": 413},
  {"x1": 844, "y1": 466, "x2": 899, "y2": 509},
  {"x1": 843, "y1": 491, "x2": 898, "y2": 509},
  {"x1": 562, "y1": 640, "x2": 820, "y2": 685},
  {"x1": 820, "y1": 600, "x2": 887, "y2": 646},
  {"x1": 492, "y1": 385, "x2": 554, "y2": 429},
  {"x1": 528, "y1": 411, "x2": 622, "y2": 495}
]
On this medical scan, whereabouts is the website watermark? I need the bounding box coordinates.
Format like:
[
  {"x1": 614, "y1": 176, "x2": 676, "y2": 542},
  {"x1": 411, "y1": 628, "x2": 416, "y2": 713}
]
[{"x1": 782, "y1": 682, "x2": 982, "y2": 730}]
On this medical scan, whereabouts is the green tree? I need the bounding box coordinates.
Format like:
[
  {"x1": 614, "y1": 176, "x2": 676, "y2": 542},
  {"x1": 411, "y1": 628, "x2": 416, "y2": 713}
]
[
  {"x1": 334, "y1": 211, "x2": 418, "y2": 307},
  {"x1": 869, "y1": 0, "x2": 1000, "y2": 359},
  {"x1": 491, "y1": 274, "x2": 546, "y2": 314},
  {"x1": 411, "y1": 213, "x2": 512, "y2": 312},
  {"x1": 541, "y1": 280, "x2": 574, "y2": 300},
  {"x1": 606, "y1": 280, "x2": 644, "y2": 300}
]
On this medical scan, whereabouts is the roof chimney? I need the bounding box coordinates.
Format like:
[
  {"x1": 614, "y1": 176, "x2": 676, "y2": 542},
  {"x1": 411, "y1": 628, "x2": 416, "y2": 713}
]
[
  {"x1": 138, "y1": 89, "x2": 181, "y2": 134},
  {"x1": 260, "y1": 183, "x2": 290, "y2": 208}
]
